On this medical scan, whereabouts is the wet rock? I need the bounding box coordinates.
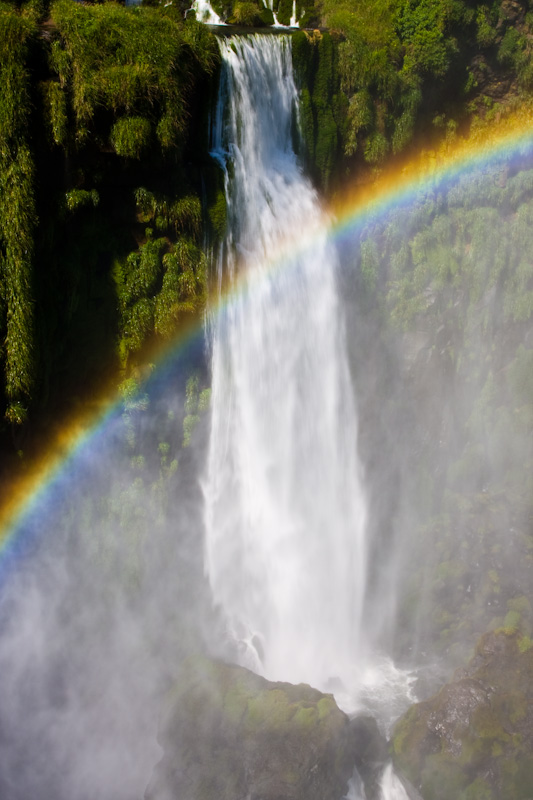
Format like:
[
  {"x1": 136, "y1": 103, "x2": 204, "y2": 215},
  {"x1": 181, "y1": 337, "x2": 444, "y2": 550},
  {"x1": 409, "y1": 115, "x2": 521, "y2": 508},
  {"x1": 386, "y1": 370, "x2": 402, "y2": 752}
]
[
  {"x1": 391, "y1": 630, "x2": 533, "y2": 800},
  {"x1": 145, "y1": 658, "x2": 357, "y2": 800},
  {"x1": 348, "y1": 715, "x2": 388, "y2": 800}
]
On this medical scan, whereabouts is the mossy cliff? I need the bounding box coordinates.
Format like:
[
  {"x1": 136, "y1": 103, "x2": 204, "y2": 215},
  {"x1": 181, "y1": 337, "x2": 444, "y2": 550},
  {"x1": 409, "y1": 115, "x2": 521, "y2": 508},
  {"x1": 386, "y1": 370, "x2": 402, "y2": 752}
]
[
  {"x1": 343, "y1": 153, "x2": 533, "y2": 670},
  {"x1": 0, "y1": 0, "x2": 221, "y2": 474},
  {"x1": 392, "y1": 630, "x2": 533, "y2": 800},
  {"x1": 0, "y1": 8, "x2": 38, "y2": 427},
  {"x1": 291, "y1": 0, "x2": 533, "y2": 190},
  {"x1": 145, "y1": 657, "x2": 357, "y2": 800}
]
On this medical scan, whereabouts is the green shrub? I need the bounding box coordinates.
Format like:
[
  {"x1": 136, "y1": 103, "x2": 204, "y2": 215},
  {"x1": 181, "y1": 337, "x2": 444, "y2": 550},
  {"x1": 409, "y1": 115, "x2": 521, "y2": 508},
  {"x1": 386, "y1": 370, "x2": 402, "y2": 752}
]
[
  {"x1": 259, "y1": 6, "x2": 274, "y2": 26},
  {"x1": 49, "y1": 1, "x2": 219, "y2": 152},
  {"x1": 64, "y1": 188, "x2": 99, "y2": 213},
  {"x1": 476, "y1": 5, "x2": 497, "y2": 48},
  {"x1": 111, "y1": 116, "x2": 152, "y2": 159},
  {"x1": 209, "y1": 189, "x2": 227, "y2": 239},
  {"x1": 42, "y1": 80, "x2": 68, "y2": 146},
  {"x1": 182, "y1": 413, "x2": 200, "y2": 447},
  {"x1": 364, "y1": 131, "x2": 389, "y2": 164},
  {"x1": 198, "y1": 387, "x2": 211, "y2": 412},
  {"x1": 498, "y1": 28, "x2": 521, "y2": 66},
  {"x1": 344, "y1": 90, "x2": 373, "y2": 156},
  {"x1": 123, "y1": 298, "x2": 154, "y2": 353},
  {"x1": 503, "y1": 610, "x2": 522, "y2": 632},
  {"x1": 395, "y1": 0, "x2": 457, "y2": 78},
  {"x1": 230, "y1": 2, "x2": 261, "y2": 25},
  {"x1": 276, "y1": 0, "x2": 292, "y2": 26},
  {"x1": 0, "y1": 7, "x2": 37, "y2": 422},
  {"x1": 392, "y1": 107, "x2": 415, "y2": 154}
]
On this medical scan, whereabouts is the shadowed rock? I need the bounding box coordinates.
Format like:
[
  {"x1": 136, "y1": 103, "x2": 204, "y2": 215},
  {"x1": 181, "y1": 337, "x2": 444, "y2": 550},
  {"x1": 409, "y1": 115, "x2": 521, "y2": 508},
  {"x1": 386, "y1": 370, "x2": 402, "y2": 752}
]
[
  {"x1": 348, "y1": 715, "x2": 388, "y2": 800},
  {"x1": 145, "y1": 658, "x2": 358, "y2": 800}
]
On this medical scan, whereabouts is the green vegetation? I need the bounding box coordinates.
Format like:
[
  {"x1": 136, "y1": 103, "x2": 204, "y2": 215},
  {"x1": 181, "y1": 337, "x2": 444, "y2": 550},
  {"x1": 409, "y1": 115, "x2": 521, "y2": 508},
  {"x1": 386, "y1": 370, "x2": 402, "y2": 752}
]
[
  {"x1": 110, "y1": 117, "x2": 152, "y2": 159},
  {"x1": 392, "y1": 631, "x2": 533, "y2": 800},
  {"x1": 229, "y1": 2, "x2": 265, "y2": 26},
  {"x1": 148, "y1": 657, "x2": 355, "y2": 800},
  {"x1": 48, "y1": 0, "x2": 218, "y2": 151},
  {"x1": 352, "y1": 154, "x2": 533, "y2": 670},
  {"x1": 113, "y1": 188, "x2": 206, "y2": 369},
  {"x1": 292, "y1": 30, "x2": 343, "y2": 188},
  {"x1": 289, "y1": 0, "x2": 533, "y2": 188},
  {"x1": 0, "y1": 0, "x2": 219, "y2": 461},
  {"x1": 0, "y1": 6, "x2": 37, "y2": 425},
  {"x1": 2, "y1": 0, "x2": 533, "y2": 443}
]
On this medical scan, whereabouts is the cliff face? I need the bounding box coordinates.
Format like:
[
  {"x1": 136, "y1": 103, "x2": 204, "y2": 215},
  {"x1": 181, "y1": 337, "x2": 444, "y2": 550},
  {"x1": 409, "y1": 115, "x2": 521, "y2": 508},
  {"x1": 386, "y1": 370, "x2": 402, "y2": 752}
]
[
  {"x1": 0, "y1": 1, "x2": 221, "y2": 475},
  {"x1": 392, "y1": 631, "x2": 533, "y2": 800}
]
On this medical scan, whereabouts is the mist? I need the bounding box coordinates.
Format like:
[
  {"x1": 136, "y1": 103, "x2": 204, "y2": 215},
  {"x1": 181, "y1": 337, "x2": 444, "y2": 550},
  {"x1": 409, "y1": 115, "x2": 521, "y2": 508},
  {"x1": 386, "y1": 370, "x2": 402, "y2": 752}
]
[
  {"x1": 0, "y1": 351, "x2": 219, "y2": 800},
  {"x1": 340, "y1": 152, "x2": 533, "y2": 679}
]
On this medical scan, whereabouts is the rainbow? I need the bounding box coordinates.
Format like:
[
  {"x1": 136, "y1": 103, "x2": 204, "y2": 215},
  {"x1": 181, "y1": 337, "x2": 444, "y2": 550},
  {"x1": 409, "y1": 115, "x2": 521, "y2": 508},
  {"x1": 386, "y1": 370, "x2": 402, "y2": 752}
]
[{"x1": 2, "y1": 107, "x2": 533, "y2": 567}]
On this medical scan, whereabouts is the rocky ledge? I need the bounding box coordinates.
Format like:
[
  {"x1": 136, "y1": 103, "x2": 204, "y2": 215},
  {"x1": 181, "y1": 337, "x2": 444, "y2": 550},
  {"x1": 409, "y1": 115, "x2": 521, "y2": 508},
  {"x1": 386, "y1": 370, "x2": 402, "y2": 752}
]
[
  {"x1": 145, "y1": 658, "x2": 359, "y2": 800},
  {"x1": 392, "y1": 630, "x2": 533, "y2": 800}
]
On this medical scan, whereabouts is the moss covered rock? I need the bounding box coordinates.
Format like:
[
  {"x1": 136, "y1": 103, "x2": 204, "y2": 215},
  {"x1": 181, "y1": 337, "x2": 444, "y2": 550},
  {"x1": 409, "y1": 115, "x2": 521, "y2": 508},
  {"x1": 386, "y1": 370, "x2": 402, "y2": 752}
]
[
  {"x1": 392, "y1": 631, "x2": 533, "y2": 800},
  {"x1": 145, "y1": 657, "x2": 357, "y2": 800}
]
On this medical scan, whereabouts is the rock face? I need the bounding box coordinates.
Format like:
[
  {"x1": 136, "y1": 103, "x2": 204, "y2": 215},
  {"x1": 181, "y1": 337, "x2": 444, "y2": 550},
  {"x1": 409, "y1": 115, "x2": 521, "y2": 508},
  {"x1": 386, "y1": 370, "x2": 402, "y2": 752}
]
[
  {"x1": 349, "y1": 715, "x2": 389, "y2": 800},
  {"x1": 392, "y1": 631, "x2": 533, "y2": 800},
  {"x1": 145, "y1": 658, "x2": 357, "y2": 800}
]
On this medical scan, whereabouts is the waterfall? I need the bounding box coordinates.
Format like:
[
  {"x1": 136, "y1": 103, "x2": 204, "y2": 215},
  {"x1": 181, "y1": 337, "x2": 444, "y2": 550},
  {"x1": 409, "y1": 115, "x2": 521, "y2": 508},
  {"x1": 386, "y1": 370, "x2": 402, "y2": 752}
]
[
  {"x1": 290, "y1": 0, "x2": 298, "y2": 27},
  {"x1": 190, "y1": 0, "x2": 223, "y2": 25},
  {"x1": 204, "y1": 34, "x2": 368, "y2": 695}
]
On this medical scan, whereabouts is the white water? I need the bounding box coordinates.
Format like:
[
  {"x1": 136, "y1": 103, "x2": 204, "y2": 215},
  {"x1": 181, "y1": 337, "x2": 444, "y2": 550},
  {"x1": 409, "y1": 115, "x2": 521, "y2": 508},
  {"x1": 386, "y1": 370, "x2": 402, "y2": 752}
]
[
  {"x1": 190, "y1": 0, "x2": 224, "y2": 25},
  {"x1": 290, "y1": 0, "x2": 298, "y2": 27},
  {"x1": 190, "y1": 0, "x2": 300, "y2": 28},
  {"x1": 204, "y1": 34, "x2": 414, "y2": 800},
  {"x1": 266, "y1": 0, "x2": 299, "y2": 28},
  {"x1": 206, "y1": 34, "x2": 367, "y2": 695},
  {"x1": 263, "y1": 0, "x2": 285, "y2": 28},
  {"x1": 342, "y1": 763, "x2": 410, "y2": 800},
  {"x1": 379, "y1": 764, "x2": 411, "y2": 800}
]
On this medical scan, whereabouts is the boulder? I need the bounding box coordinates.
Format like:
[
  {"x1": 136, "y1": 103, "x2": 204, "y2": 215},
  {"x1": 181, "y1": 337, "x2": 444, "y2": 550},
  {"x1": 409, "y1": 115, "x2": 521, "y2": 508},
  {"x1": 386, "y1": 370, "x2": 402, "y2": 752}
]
[
  {"x1": 145, "y1": 657, "x2": 357, "y2": 800},
  {"x1": 391, "y1": 630, "x2": 533, "y2": 800}
]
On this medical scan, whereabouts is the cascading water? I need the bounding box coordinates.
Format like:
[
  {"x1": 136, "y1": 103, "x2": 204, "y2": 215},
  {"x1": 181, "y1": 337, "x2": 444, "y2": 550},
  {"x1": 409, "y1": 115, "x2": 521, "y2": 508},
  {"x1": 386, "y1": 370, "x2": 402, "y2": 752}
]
[
  {"x1": 204, "y1": 33, "x2": 416, "y2": 800},
  {"x1": 205, "y1": 34, "x2": 368, "y2": 697},
  {"x1": 190, "y1": 0, "x2": 299, "y2": 27},
  {"x1": 189, "y1": 0, "x2": 223, "y2": 24}
]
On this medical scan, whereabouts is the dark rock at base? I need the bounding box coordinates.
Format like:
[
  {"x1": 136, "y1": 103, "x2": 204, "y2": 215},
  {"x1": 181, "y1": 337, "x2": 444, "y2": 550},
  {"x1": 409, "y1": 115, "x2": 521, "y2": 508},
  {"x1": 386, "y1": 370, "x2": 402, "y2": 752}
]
[
  {"x1": 348, "y1": 715, "x2": 388, "y2": 800},
  {"x1": 391, "y1": 630, "x2": 533, "y2": 800},
  {"x1": 145, "y1": 657, "x2": 357, "y2": 800}
]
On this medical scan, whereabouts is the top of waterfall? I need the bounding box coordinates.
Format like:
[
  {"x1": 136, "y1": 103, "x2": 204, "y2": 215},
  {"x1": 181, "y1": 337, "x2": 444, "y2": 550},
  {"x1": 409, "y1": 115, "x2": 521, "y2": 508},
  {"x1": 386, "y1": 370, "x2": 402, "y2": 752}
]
[{"x1": 202, "y1": 24, "x2": 323, "y2": 36}]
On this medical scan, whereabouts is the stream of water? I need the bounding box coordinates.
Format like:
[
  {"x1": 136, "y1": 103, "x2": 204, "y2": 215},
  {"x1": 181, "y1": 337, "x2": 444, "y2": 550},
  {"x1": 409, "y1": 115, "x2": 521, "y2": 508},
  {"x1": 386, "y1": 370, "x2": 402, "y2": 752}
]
[
  {"x1": 205, "y1": 34, "x2": 367, "y2": 693},
  {"x1": 204, "y1": 33, "x2": 414, "y2": 798}
]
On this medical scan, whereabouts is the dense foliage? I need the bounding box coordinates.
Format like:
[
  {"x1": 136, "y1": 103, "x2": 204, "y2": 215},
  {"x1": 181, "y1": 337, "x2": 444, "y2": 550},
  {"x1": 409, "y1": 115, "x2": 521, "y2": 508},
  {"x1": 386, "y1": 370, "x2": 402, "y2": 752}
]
[
  {"x1": 0, "y1": 0, "x2": 532, "y2": 447},
  {"x1": 47, "y1": 0, "x2": 218, "y2": 151},
  {"x1": 0, "y1": 6, "x2": 37, "y2": 425},
  {"x1": 0, "y1": 0, "x2": 219, "y2": 471},
  {"x1": 291, "y1": 0, "x2": 533, "y2": 188}
]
